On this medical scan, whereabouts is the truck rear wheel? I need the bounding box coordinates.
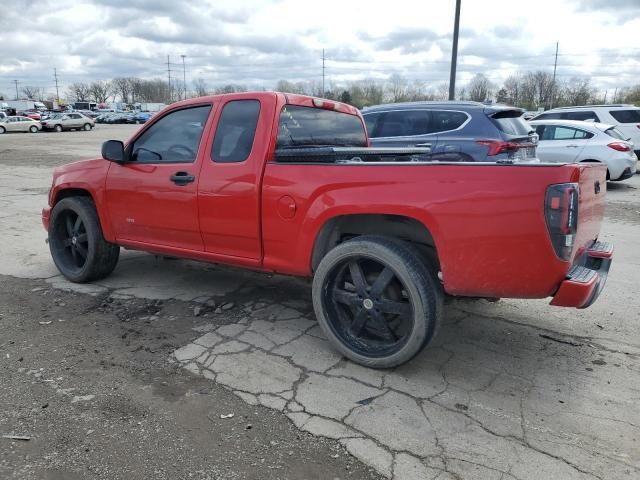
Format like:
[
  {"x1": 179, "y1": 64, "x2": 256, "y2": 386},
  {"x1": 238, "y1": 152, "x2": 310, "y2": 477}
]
[
  {"x1": 48, "y1": 197, "x2": 120, "y2": 283},
  {"x1": 312, "y1": 236, "x2": 443, "y2": 368}
]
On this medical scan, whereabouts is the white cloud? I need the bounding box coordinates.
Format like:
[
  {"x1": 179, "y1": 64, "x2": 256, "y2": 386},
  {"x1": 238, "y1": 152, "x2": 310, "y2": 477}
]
[{"x1": 0, "y1": 0, "x2": 638, "y2": 98}]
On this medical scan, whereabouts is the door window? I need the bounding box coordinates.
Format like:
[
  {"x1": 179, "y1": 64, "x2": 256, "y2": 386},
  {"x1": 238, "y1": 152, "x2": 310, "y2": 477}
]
[
  {"x1": 562, "y1": 111, "x2": 600, "y2": 122},
  {"x1": 609, "y1": 109, "x2": 640, "y2": 123},
  {"x1": 431, "y1": 110, "x2": 468, "y2": 133},
  {"x1": 211, "y1": 100, "x2": 260, "y2": 163},
  {"x1": 131, "y1": 105, "x2": 212, "y2": 163},
  {"x1": 539, "y1": 125, "x2": 593, "y2": 140},
  {"x1": 372, "y1": 110, "x2": 432, "y2": 138}
]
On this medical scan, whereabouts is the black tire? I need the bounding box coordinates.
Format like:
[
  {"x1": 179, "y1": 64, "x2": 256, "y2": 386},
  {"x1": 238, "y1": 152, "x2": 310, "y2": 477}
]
[
  {"x1": 83, "y1": 123, "x2": 91, "y2": 131},
  {"x1": 29, "y1": 125, "x2": 38, "y2": 133},
  {"x1": 312, "y1": 235, "x2": 443, "y2": 368},
  {"x1": 48, "y1": 196, "x2": 120, "y2": 283},
  {"x1": 0, "y1": 126, "x2": 5, "y2": 134},
  {"x1": 54, "y1": 124, "x2": 63, "y2": 132}
]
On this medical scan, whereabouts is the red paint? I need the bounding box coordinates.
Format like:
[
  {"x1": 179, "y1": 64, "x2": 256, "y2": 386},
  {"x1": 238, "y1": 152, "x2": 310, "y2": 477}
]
[{"x1": 43, "y1": 92, "x2": 611, "y2": 308}]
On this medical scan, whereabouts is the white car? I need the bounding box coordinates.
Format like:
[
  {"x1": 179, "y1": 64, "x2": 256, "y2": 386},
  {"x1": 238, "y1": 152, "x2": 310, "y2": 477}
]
[
  {"x1": 529, "y1": 119, "x2": 637, "y2": 181},
  {"x1": 530, "y1": 104, "x2": 640, "y2": 158}
]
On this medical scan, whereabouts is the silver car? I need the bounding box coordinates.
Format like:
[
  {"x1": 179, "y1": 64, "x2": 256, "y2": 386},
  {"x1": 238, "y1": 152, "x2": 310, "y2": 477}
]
[
  {"x1": 41, "y1": 112, "x2": 95, "y2": 132},
  {"x1": 0, "y1": 116, "x2": 42, "y2": 134}
]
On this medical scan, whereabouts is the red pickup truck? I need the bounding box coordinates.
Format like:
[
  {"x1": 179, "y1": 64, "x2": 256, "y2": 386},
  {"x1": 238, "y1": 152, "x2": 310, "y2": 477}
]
[{"x1": 43, "y1": 92, "x2": 612, "y2": 368}]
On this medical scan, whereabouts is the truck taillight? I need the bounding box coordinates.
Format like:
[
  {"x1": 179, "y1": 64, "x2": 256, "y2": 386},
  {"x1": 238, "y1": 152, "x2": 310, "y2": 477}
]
[
  {"x1": 545, "y1": 183, "x2": 579, "y2": 261},
  {"x1": 607, "y1": 141, "x2": 631, "y2": 152}
]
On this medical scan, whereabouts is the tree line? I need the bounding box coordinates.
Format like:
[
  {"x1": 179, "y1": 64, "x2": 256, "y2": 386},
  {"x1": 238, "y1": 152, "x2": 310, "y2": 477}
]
[{"x1": 3, "y1": 71, "x2": 639, "y2": 111}]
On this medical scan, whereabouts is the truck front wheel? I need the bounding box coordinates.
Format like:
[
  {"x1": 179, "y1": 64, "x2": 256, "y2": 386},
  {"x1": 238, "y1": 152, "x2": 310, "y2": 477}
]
[
  {"x1": 312, "y1": 236, "x2": 443, "y2": 369},
  {"x1": 48, "y1": 196, "x2": 120, "y2": 283}
]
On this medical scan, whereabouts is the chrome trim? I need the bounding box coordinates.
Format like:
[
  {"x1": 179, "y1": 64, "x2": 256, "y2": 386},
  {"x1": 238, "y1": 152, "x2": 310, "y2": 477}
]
[{"x1": 363, "y1": 109, "x2": 472, "y2": 140}]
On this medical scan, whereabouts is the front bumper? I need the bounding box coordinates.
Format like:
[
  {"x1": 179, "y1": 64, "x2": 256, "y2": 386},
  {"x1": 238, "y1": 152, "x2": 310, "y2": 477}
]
[
  {"x1": 550, "y1": 241, "x2": 612, "y2": 308},
  {"x1": 42, "y1": 206, "x2": 51, "y2": 231}
]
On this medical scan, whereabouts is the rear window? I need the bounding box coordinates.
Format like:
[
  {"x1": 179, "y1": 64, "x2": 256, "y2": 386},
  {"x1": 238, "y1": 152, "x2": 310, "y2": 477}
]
[
  {"x1": 604, "y1": 127, "x2": 627, "y2": 140},
  {"x1": 491, "y1": 112, "x2": 531, "y2": 135},
  {"x1": 609, "y1": 109, "x2": 640, "y2": 123},
  {"x1": 277, "y1": 105, "x2": 366, "y2": 147}
]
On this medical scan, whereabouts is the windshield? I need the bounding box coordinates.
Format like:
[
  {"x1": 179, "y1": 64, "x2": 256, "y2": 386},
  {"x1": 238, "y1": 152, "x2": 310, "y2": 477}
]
[{"x1": 277, "y1": 105, "x2": 367, "y2": 148}]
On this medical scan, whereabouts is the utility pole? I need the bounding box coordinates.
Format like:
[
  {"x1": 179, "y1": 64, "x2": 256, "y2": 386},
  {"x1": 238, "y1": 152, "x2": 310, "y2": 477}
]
[
  {"x1": 167, "y1": 55, "x2": 172, "y2": 103},
  {"x1": 13, "y1": 80, "x2": 19, "y2": 100},
  {"x1": 181, "y1": 55, "x2": 187, "y2": 100},
  {"x1": 550, "y1": 41, "x2": 559, "y2": 109},
  {"x1": 322, "y1": 49, "x2": 326, "y2": 96},
  {"x1": 53, "y1": 68, "x2": 60, "y2": 103},
  {"x1": 448, "y1": 0, "x2": 461, "y2": 100}
]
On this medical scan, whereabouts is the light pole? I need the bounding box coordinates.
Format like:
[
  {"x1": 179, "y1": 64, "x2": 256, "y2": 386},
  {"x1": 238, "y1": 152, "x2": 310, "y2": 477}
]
[{"x1": 448, "y1": 0, "x2": 461, "y2": 100}]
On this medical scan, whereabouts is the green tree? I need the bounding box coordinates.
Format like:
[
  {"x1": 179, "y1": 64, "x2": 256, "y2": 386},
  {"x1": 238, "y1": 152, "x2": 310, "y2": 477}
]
[{"x1": 340, "y1": 90, "x2": 352, "y2": 104}]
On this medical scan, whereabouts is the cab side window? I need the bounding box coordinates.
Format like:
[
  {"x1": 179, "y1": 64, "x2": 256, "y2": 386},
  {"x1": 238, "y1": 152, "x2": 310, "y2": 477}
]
[
  {"x1": 131, "y1": 105, "x2": 212, "y2": 163},
  {"x1": 211, "y1": 100, "x2": 260, "y2": 163}
]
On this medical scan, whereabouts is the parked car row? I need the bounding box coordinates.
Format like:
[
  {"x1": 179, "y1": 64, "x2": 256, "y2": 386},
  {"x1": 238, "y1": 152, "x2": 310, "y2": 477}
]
[
  {"x1": 96, "y1": 111, "x2": 155, "y2": 124},
  {"x1": 361, "y1": 101, "x2": 638, "y2": 182},
  {"x1": 0, "y1": 112, "x2": 96, "y2": 134}
]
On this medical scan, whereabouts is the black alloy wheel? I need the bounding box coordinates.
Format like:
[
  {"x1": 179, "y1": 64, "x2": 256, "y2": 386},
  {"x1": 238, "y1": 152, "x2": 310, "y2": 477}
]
[
  {"x1": 48, "y1": 197, "x2": 120, "y2": 283},
  {"x1": 54, "y1": 210, "x2": 90, "y2": 272},
  {"x1": 322, "y1": 256, "x2": 414, "y2": 358},
  {"x1": 313, "y1": 236, "x2": 443, "y2": 368}
]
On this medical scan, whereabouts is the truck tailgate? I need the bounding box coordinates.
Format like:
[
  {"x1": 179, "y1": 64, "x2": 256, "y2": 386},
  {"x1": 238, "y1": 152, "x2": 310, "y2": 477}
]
[{"x1": 572, "y1": 163, "x2": 607, "y2": 261}]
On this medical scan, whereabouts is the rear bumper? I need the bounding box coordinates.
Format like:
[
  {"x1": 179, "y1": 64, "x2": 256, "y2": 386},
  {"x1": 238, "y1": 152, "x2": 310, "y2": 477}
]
[
  {"x1": 550, "y1": 241, "x2": 613, "y2": 309},
  {"x1": 614, "y1": 167, "x2": 635, "y2": 181}
]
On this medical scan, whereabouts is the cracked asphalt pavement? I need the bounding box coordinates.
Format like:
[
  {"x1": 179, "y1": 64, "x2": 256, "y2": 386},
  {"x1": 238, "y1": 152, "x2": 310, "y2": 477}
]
[{"x1": 1, "y1": 125, "x2": 639, "y2": 479}]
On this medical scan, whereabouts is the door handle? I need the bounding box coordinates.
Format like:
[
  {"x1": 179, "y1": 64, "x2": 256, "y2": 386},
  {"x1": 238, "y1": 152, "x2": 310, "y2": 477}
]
[
  {"x1": 170, "y1": 171, "x2": 195, "y2": 185},
  {"x1": 566, "y1": 144, "x2": 579, "y2": 148},
  {"x1": 415, "y1": 143, "x2": 431, "y2": 148}
]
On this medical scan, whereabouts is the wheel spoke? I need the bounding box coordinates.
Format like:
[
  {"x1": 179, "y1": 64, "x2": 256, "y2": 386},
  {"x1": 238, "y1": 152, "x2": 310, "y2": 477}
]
[
  {"x1": 376, "y1": 298, "x2": 412, "y2": 318},
  {"x1": 63, "y1": 238, "x2": 73, "y2": 247},
  {"x1": 73, "y1": 216, "x2": 82, "y2": 235},
  {"x1": 76, "y1": 233, "x2": 88, "y2": 242},
  {"x1": 334, "y1": 288, "x2": 361, "y2": 307},
  {"x1": 75, "y1": 243, "x2": 88, "y2": 259},
  {"x1": 370, "y1": 267, "x2": 395, "y2": 299},
  {"x1": 65, "y1": 216, "x2": 74, "y2": 237},
  {"x1": 349, "y1": 308, "x2": 370, "y2": 337},
  {"x1": 70, "y1": 246, "x2": 78, "y2": 262},
  {"x1": 370, "y1": 310, "x2": 399, "y2": 342},
  {"x1": 348, "y1": 260, "x2": 368, "y2": 297}
]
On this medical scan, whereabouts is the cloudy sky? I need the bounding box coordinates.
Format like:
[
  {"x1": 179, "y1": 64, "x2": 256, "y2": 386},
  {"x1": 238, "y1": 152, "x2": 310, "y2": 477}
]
[{"x1": 1, "y1": 0, "x2": 639, "y2": 98}]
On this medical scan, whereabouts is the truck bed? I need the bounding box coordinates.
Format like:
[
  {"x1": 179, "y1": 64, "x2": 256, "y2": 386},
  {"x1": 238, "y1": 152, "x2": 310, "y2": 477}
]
[{"x1": 261, "y1": 161, "x2": 607, "y2": 300}]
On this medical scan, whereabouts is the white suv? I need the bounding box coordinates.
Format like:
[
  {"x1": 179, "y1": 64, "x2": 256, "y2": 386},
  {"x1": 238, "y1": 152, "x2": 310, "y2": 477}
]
[{"x1": 531, "y1": 105, "x2": 640, "y2": 158}]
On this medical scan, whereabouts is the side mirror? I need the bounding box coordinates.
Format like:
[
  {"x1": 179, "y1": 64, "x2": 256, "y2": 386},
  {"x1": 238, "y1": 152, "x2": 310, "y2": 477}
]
[{"x1": 102, "y1": 140, "x2": 126, "y2": 163}]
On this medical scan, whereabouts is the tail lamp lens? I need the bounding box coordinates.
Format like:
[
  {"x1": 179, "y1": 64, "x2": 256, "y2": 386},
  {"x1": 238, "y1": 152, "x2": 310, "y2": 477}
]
[
  {"x1": 545, "y1": 183, "x2": 579, "y2": 261},
  {"x1": 607, "y1": 142, "x2": 631, "y2": 152}
]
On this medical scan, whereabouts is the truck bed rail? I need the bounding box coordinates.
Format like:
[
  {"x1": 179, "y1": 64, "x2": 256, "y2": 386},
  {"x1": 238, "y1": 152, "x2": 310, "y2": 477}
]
[{"x1": 273, "y1": 146, "x2": 432, "y2": 164}]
